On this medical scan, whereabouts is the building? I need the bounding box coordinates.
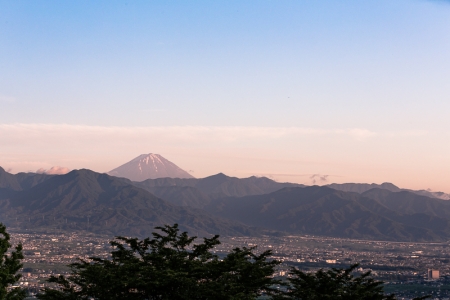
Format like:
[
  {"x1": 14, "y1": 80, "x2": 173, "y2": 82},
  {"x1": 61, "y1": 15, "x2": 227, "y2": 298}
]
[{"x1": 428, "y1": 269, "x2": 439, "y2": 280}]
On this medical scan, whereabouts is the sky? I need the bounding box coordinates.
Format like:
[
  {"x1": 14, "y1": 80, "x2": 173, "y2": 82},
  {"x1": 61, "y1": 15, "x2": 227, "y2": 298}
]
[{"x1": 1, "y1": 0, "x2": 450, "y2": 191}]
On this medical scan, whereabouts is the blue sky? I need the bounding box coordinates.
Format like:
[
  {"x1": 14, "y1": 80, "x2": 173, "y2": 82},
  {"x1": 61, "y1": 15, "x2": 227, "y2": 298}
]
[{"x1": 1, "y1": 0, "x2": 450, "y2": 191}]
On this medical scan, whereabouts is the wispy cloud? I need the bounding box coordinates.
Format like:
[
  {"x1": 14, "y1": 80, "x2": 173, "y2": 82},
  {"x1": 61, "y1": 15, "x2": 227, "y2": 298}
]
[
  {"x1": 0, "y1": 123, "x2": 425, "y2": 145},
  {"x1": 309, "y1": 174, "x2": 329, "y2": 185},
  {"x1": 346, "y1": 128, "x2": 377, "y2": 140},
  {"x1": 36, "y1": 166, "x2": 70, "y2": 175},
  {"x1": 247, "y1": 172, "x2": 342, "y2": 185}
]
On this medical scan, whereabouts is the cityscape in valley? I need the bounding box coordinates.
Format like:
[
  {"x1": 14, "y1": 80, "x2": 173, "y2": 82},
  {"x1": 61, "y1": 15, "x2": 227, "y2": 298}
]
[
  {"x1": 2, "y1": 153, "x2": 450, "y2": 299},
  {"x1": 9, "y1": 229, "x2": 450, "y2": 299}
]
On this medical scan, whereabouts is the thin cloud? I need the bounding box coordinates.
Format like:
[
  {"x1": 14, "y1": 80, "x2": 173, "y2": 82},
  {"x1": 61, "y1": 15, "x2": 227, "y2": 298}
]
[
  {"x1": 36, "y1": 166, "x2": 70, "y2": 175},
  {"x1": 250, "y1": 172, "x2": 342, "y2": 182},
  {"x1": 0, "y1": 124, "x2": 427, "y2": 152},
  {"x1": 0, "y1": 123, "x2": 383, "y2": 141},
  {"x1": 347, "y1": 128, "x2": 377, "y2": 140},
  {"x1": 309, "y1": 174, "x2": 329, "y2": 185},
  {"x1": 252, "y1": 173, "x2": 338, "y2": 177}
]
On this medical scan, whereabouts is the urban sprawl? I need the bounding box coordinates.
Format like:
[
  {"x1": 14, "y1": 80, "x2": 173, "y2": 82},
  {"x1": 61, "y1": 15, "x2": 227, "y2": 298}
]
[{"x1": 9, "y1": 229, "x2": 450, "y2": 299}]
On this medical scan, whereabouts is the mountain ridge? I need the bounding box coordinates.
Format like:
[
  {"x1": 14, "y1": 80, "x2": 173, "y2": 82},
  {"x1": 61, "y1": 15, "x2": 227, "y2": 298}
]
[
  {"x1": 133, "y1": 173, "x2": 303, "y2": 206},
  {"x1": 327, "y1": 182, "x2": 450, "y2": 200},
  {"x1": 2, "y1": 166, "x2": 450, "y2": 241},
  {"x1": 0, "y1": 169, "x2": 262, "y2": 237},
  {"x1": 203, "y1": 186, "x2": 450, "y2": 242}
]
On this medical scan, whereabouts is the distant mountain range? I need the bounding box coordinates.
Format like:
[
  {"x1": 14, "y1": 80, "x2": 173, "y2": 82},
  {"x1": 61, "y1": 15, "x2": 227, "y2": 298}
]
[
  {"x1": 203, "y1": 186, "x2": 450, "y2": 242},
  {"x1": 2, "y1": 161, "x2": 450, "y2": 242},
  {"x1": 108, "y1": 153, "x2": 194, "y2": 181},
  {"x1": 0, "y1": 167, "x2": 53, "y2": 191},
  {"x1": 327, "y1": 182, "x2": 450, "y2": 200},
  {"x1": 0, "y1": 167, "x2": 259, "y2": 237},
  {"x1": 132, "y1": 173, "x2": 302, "y2": 208}
]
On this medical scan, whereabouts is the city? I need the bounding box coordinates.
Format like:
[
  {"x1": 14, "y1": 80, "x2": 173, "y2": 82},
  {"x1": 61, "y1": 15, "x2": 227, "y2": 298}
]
[{"x1": 9, "y1": 228, "x2": 450, "y2": 299}]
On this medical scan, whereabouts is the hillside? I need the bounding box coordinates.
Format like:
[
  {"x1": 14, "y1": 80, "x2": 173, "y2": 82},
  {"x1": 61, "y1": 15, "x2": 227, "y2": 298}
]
[
  {"x1": 204, "y1": 186, "x2": 450, "y2": 242},
  {"x1": 362, "y1": 188, "x2": 450, "y2": 218},
  {"x1": 328, "y1": 182, "x2": 450, "y2": 200},
  {"x1": 134, "y1": 173, "x2": 302, "y2": 203},
  {"x1": 0, "y1": 169, "x2": 260, "y2": 237}
]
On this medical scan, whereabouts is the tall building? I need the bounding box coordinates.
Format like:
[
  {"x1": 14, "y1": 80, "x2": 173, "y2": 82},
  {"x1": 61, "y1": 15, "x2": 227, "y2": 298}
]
[{"x1": 428, "y1": 269, "x2": 439, "y2": 280}]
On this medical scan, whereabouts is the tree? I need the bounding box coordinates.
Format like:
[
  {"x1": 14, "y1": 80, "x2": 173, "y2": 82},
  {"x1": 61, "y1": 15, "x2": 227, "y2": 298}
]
[
  {"x1": 37, "y1": 224, "x2": 281, "y2": 300},
  {"x1": 0, "y1": 223, "x2": 26, "y2": 300},
  {"x1": 275, "y1": 264, "x2": 429, "y2": 300}
]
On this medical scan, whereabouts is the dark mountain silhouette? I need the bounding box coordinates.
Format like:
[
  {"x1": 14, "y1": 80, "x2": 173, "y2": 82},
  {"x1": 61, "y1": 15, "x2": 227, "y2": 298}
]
[
  {"x1": 2, "y1": 166, "x2": 450, "y2": 241},
  {"x1": 0, "y1": 167, "x2": 21, "y2": 190},
  {"x1": 134, "y1": 173, "x2": 302, "y2": 202},
  {"x1": 143, "y1": 186, "x2": 211, "y2": 209},
  {"x1": 404, "y1": 189, "x2": 450, "y2": 200},
  {"x1": 362, "y1": 188, "x2": 450, "y2": 219},
  {"x1": 203, "y1": 186, "x2": 450, "y2": 242},
  {"x1": 194, "y1": 173, "x2": 301, "y2": 198},
  {"x1": 0, "y1": 167, "x2": 53, "y2": 191},
  {"x1": 0, "y1": 169, "x2": 261, "y2": 237},
  {"x1": 327, "y1": 182, "x2": 401, "y2": 194},
  {"x1": 328, "y1": 182, "x2": 450, "y2": 200},
  {"x1": 108, "y1": 153, "x2": 194, "y2": 181},
  {"x1": 0, "y1": 167, "x2": 54, "y2": 201}
]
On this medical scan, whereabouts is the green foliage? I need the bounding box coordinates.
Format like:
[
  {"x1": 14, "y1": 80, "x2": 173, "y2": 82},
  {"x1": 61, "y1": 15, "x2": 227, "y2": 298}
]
[
  {"x1": 37, "y1": 224, "x2": 281, "y2": 300},
  {"x1": 36, "y1": 224, "x2": 431, "y2": 300},
  {"x1": 0, "y1": 223, "x2": 26, "y2": 300},
  {"x1": 275, "y1": 264, "x2": 429, "y2": 300}
]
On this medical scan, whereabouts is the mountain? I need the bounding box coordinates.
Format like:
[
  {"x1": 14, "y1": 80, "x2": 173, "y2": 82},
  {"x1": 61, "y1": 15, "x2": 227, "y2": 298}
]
[
  {"x1": 3, "y1": 166, "x2": 450, "y2": 241},
  {"x1": 361, "y1": 188, "x2": 450, "y2": 218},
  {"x1": 412, "y1": 189, "x2": 450, "y2": 201},
  {"x1": 108, "y1": 154, "x2": 194, "y2": 181},
  {"x1": 0, "y1": 167, "x2": 21, "y2": 190},
  {"x1": 194, "y1": 173, "x2": 302, "y2": 198},
  {"x1": 0, "y1": 167, "x2": 53, "y2": 200},
  {"x1": 0, "y1": 169, "x2": 261, "y2": 237},
  {"x1": 328, "y1": 182, "x2": 450, "y2": 200},
  {"x1": 134, "y1": 173, "x2": 302, "y2": 203},
  {"x1": 141, "y1": 186, "x2": 212, "y2": 209},
  {"x1": 203, "y1": 186, "x2": 450, "y2": 242},
  {"x1": 327, "y1": 182, "x2": 401, "y2": 194},
  {"x1": 0, "y1": 167, "x2": 54, "y2": 191}
]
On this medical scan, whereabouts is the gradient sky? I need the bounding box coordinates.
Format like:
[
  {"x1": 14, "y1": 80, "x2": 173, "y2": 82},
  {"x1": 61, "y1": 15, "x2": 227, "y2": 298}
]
[{"x1": 1, "y1": 0, "x2": 450, "y2": 191}]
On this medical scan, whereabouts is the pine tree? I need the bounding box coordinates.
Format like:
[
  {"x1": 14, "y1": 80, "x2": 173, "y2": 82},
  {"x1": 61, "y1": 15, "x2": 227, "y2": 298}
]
[
  {"x1": 37, "y1": 224, "x2": 281, "y2": 300},
  {"x1": 275, "y1": 264, "x2": 429, "y2": 300},
  {"x1": 0, "y1": 223, "x2": 26, "y2": 300}
]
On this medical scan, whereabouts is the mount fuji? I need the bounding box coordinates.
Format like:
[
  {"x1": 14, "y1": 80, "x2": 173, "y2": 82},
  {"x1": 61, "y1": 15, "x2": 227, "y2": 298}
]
[{"x1": 108, "y1": 154, "x2": 194, "y2": 181}]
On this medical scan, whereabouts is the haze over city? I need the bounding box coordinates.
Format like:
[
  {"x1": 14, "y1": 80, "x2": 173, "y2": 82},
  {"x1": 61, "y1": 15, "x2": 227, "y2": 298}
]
[{"x1": 1, "y1": 0, "x2": 449, "y2": 192}]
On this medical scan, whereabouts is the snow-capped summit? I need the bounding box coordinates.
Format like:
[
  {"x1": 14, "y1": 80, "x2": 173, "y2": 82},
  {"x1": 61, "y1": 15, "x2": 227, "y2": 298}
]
[{"x1": 108, "y1": 153, "x2": 194, "y2": 181}]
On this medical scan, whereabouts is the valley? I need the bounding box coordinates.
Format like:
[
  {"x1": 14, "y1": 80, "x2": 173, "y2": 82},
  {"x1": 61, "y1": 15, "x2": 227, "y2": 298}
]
[{"x1": 9, "y1": 228, "x2": 450, "y2": 299}]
